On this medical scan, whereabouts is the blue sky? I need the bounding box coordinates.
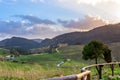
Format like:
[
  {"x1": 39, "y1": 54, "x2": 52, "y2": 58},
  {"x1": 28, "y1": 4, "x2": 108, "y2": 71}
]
[{"x1": 0, "y1": 0, "x2": 120, "y2": 40}]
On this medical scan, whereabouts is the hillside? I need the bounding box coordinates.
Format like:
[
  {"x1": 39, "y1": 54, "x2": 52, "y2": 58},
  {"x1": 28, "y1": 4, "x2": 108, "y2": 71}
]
[
  {"x1": 0, "y1": 37, "x2": 40, "y2": 50},
  {"x1": 58, "y1": 43, "x2": 120, "y2": 62},
  {"x1": 1, "y1": 23, "x2": 120, "y2": 50},
  {"x1": 0, "y1": 43, "x2": 120, "y2": 79},
  {"x1": 108, "y1": 42, "x2": 120, "y2": 61},
  {"x1": 40, "y1": 23, "x2": 120, "y2": 47},
  {"x1": 31, "y1": 39, "x2": 43, "y2": 43}
]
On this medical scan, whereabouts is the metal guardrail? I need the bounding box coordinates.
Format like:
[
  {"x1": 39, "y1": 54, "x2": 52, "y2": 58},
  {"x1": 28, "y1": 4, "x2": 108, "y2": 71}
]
[{"x1": 48, "y1": 62, "x2": 120, "y2": 80}]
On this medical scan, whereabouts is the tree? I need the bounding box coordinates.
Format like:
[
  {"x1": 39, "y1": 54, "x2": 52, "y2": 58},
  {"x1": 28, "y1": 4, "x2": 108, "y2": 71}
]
[
  {"x1": 82, "y1": 40, "x2": 112, "y2": 64},
  {"x1": 82, "y1": 40, "x2": 112, "y2": 79},
  {"x1": 103, "y1": 45, "x2": 112, "y2": 63}
]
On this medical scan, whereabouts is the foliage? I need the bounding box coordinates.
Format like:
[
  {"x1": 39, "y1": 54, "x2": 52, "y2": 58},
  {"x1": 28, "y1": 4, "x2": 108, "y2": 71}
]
[
  {"x1": 82, "y1": 40, "x2": 112, "y2": 64},
  {"x1": 103, "y1": 46, "x2": 112, "y2": 62},
  {"x1": 0, "y1": 48, "x2": 9, "y2": 54},
  {"x1": 0, "y1": 52, "x2": 87, "y2": 80}
]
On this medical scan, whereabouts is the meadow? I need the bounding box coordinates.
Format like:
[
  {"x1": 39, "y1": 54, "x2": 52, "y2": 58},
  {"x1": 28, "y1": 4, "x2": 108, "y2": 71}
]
[
  {"x1": 0, "y1": 45, "x2": 88, "y2": 80},
  {"x1": 0, "y1": 44, "x2": 120, "y2": 80}
]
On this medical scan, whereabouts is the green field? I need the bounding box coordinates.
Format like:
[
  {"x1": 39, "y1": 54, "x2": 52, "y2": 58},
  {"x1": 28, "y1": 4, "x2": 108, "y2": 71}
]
[
  {"x1": 0, "y1": 45, "x2": 88, "y2": 80},
  {"x1": 0, "y1": 44, "x2": 120, "y2": 80}
]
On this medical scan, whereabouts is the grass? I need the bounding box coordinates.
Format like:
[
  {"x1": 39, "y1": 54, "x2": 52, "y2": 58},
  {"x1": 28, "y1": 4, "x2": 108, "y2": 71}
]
[
  {"x1": 0, "y1": 48, "x2": 10, "y2": 57},
  {"x1": 0, "y1": 45, "x2": 88, "y2": 80},
  {"x1": 0, "y1": 44, "x2": 120, "y2": 80}
]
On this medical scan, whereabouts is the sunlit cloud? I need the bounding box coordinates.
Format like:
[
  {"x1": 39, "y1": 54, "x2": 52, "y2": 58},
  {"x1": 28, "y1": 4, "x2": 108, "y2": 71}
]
[
  {"x1": 58, "y1": 0, "x2": 120, "y2": 6},
  {"x1": 52, "y1": 0, "x2": 120, "y2": 22},
  {"x1": 59, "y1": 14, "x2": 109, "y2": 31},
  {"x1": 0, "y1": 0, "x2": 120, "y2": 40},
  {"x1": 24, "y1": 24, "x2": 70, "y2": 39},
  {"x1": 0, "y1": 14, "x2": 109, "y2": 40}
]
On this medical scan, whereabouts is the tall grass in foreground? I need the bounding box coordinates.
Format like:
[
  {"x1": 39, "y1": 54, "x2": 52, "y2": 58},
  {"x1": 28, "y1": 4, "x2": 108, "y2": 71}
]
[
  {"x1": 90, "y1": 64, "x2": 120, "y2": 80},
  {"x1": 0, "y1": 60, "x2": 86, "y2": 80}
]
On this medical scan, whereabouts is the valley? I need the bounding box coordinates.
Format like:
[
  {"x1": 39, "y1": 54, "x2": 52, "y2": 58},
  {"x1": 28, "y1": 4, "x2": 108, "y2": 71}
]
[{"x1": 0, "y1": 42, "x2": 120, "y2": 80}]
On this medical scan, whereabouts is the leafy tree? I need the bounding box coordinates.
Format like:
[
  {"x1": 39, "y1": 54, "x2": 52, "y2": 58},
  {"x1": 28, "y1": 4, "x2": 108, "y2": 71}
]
[
  {"x1": 103, "y1": 45, "x2": 112, "y2": 63},
  {"x1": 82, "y1": 40, "x2": 112, "y2": 64},
  {"x1": 82, "y1": 40, "x2": 112, "y2": 79}
]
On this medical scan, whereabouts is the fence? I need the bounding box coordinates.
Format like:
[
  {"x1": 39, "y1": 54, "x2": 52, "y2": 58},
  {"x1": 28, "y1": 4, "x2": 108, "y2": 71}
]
[{"x1": 48, "y1": 62, "x2": 120, "y2": 80}]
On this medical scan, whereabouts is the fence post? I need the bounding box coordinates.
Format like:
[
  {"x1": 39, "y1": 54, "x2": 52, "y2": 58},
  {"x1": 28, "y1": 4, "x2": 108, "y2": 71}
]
[
  {"x1": 78, "y1": 70, "x2": 91, "y2": 80},
  {"x1": 86, "y1": 73, "x2": 91, "y2": 80},
  {"x1": 81, "y1": 68, "x2": 86, "y2": 80},
  {"x1": 98, "y1": 65, "x2": 104, "y2": 79},
  {"x1": 111, "y1": 64, "x2": 114, "y2": 76}
]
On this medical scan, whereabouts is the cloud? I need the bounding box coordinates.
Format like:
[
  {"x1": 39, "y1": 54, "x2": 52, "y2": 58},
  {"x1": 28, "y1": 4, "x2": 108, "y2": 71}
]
[
  {"x1": 24, "y1": 24, "x2": 70, "y2": 39},
  {"x1": 15, "y1": 15, "x2": 56, "y2": 25},
  {"x1": 57, "y1": 0, "x2": 120, "y2": 6},
  {"x1": 0, "y1": 20, "x2": 24, "y2": 33},
  {"x1": 0, "y1": 14, "x2": 109, "y2": 40},
  {"x1": 58, "y1": 14, "x2": 109, "y2": 31},
  {"x1": 0, "y1": 33, "x2": 12, "y2": 41},
  {"x1": 52, "y1": 0, "x2": 120, "y2": 22},
  {"x1": 0, "y1": 15, "x2": 69, "y2": 39}
]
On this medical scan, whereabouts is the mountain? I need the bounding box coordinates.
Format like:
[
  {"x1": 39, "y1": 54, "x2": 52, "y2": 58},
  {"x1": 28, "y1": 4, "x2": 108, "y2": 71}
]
[
  {"x1": 40, "y1": 23, "x2": 120, "y2": 47},
  {"x1": 32, "y1": 39, "x2": 43, "y2": 43},
  {"x1": 1, "y1": 23, "x2": 120, "y2": 49},
  {"x1": 0, "y1": 37, "x2": 40, "y2": 50}
]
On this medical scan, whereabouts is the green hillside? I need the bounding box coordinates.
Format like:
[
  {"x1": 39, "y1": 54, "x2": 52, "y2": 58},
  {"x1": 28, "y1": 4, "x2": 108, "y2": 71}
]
[
  {"x1": 0, "y1": 45, "x2": 88, "y2": 80},
  {"x1": 0, "y1": 43, "x2": 120, "y2": 80},
  {"x1": 108, "y1": 42, "x2": 120, "y2": 61},
  {"x1": 0, "y1": 48, "x2": 10, "y2": 57}
]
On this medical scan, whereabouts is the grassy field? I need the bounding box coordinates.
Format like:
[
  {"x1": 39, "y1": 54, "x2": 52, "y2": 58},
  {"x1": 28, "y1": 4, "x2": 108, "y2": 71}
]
[
  {"x1": 0, "y1": 44, "x2": 120, "y2": 80},
  {"x1": 0, "y1": 45, "x2": 88, "y2": 80},
  {"x1": 0, "y1": 48, "x2": 10, "y2": 57}
]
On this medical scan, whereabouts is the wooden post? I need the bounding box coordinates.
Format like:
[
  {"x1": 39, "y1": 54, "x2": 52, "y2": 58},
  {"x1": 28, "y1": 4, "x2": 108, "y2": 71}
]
[
  {"x1": 98, "y1": 65, "x2": 104, "y2": 79},
  {"x1": 81, "y1": 68, "x2": 86, "y2": 80},
  {"x1": 86, "y1": 73, "x2": 91, "y2": 80},
  {"x1": 77, "y1": 71, "x2": 91, "y2": 80},
  {"x1": 111, "y1": 64, "x2": 114, "y2": 76}
]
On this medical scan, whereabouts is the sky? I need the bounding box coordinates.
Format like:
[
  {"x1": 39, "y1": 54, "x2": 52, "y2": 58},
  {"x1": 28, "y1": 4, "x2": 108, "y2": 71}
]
[{"x1": 0, "y1": 0, "x2": 120, "y2": 40}]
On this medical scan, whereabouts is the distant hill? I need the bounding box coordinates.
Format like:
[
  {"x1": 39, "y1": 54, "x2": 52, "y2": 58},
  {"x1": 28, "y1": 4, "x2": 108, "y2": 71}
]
[
  {"x1": 40, "y1": 23, "x2": 120, "y2": 47},
  {"x1": 0, "y1": 37, "x2": 40, "y2": 50},
  {"x1": 31, "y1": 39, "x2": 43, "y2": 43},
  {"x1": 1, "y1": 23, "x2": 120, "y2": 49}
]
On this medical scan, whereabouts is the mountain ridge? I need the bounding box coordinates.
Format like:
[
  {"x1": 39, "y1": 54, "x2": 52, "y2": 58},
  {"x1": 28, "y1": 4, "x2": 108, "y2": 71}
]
[
  {"x1": 40, "y1": 23, "x2": 120, "y2": 47},
  {"x1": 0, "y1": 23, "x2": 120, "y2": 49},
  {"x1": 0, "y1": 37, "x2": 40, "y2": 50}
]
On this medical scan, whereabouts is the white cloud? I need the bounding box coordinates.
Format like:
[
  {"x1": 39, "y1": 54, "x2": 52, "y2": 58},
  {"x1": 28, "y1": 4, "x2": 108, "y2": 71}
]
[
  {"x1": 0, "y1": 33, "x2": 12, "y2": 41},
  {"x1": 58, "y1": 0, "x2": 120, "y2": 6},
  {"x1": 52, "y1": 0, "x2": 120, "y2": 22},
  {"x1": 60, "y1": 14, "x2": 109, "y2": 31},
  {"x1": 24, "y1": 24, "x2": 70, "y2": 39},
  {"x1": 0, "y1": 14, "x2": 110, "y2": 40}
]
